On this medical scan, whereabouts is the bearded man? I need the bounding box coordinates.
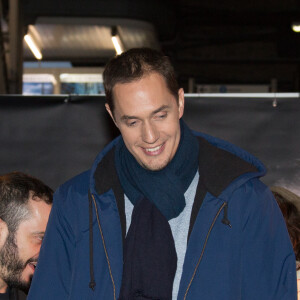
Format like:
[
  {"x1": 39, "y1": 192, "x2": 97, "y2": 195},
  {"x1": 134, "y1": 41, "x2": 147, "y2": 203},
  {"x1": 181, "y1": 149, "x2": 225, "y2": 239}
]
[{"x1": 0, "y1": 172, "x2": 52, "y2": 300}]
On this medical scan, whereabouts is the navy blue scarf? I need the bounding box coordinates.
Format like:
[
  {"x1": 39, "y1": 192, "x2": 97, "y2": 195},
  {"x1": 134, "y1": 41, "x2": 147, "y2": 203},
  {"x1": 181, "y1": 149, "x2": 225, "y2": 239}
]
[
  {"x1": 115, "y1": 120, "x2": 199, "y2": 220},
  {"x1": 118, "y1": 197, "x2": 177, "y2": 300}
]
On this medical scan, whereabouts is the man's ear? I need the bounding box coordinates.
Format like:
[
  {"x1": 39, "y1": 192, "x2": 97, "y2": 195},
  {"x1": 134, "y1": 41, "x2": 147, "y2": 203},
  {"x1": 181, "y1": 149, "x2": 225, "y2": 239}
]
[
  {"x1": 178, "y1": 88, "x2": 185, "y2": 119},
  {"x1": 105, "y1": 103, "x2": 118, "y2": 128},
  {"x1": 0, "y1": 219, "x2": 9, "y2": 248}
]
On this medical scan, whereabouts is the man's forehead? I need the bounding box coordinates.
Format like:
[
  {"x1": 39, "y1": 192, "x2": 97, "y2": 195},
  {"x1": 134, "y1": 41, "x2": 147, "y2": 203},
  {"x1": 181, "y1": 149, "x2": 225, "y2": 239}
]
[
  {"x1": 114, "y1": 74, "x2": 173, "y2": 101},
  {"x1": 17, "y1": 200, "x2": 51, "y2": 232},
  {"x1": 112, "y1": 72, "x2": 168, "y2": 93}
]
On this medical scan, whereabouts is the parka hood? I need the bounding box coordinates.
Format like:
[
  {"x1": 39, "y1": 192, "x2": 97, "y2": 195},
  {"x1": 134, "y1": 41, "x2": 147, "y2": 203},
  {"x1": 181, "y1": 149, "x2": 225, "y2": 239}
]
[{"x1": 194, "y1": 131, "x2": 266, "y2": 201}]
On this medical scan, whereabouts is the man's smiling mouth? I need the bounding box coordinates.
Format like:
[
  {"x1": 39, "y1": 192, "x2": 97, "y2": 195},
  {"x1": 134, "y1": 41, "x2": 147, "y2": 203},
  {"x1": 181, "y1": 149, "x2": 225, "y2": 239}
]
[
  {"x1": 142, "y1": 143, "x2": 165, "y2": 155},
  {"x1": 145, "y1": 145, "x2": 162, "y2": 152}
]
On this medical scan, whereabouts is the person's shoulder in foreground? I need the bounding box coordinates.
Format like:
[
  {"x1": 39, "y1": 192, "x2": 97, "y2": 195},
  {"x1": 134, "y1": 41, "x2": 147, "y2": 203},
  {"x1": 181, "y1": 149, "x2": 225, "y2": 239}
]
[
  {"x1": 0, "y1": 171, "x2": 53, "y2": 300},
  {"x1": 28, "y1": 47, "x2": 297, "y2": 300},
  {"x1": 271, "y1": 186, "x2": 300, "y2": 299}
]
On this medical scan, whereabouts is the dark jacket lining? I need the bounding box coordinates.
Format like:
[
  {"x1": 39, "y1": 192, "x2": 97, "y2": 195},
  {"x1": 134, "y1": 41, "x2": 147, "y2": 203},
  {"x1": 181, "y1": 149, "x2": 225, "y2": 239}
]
[{"x1": 94, "y1": 148, "x2": 126, "y2": 242}]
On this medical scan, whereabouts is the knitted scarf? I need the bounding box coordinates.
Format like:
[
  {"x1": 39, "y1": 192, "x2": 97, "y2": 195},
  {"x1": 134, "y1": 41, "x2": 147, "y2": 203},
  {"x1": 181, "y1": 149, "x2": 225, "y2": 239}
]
[{"x1": 114, "y1": 119, "x2": 199, "y2": 220}]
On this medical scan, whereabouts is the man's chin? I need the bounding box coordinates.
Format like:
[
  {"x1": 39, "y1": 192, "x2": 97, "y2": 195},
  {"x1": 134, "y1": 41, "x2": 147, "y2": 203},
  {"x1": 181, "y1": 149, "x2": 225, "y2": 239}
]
[
  {"x1": 7, "y1": 278, "x2": 31, "y2": 294},
  {"x1": 141, "y1": 158, "x2": 170, "y2": 171}
]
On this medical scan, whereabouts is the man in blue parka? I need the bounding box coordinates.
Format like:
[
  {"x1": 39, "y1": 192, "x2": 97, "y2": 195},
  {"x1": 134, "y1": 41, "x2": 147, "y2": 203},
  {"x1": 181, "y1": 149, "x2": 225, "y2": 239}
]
[{"x1": 28, "y1": 48, "x2": 297, "y2": 300}]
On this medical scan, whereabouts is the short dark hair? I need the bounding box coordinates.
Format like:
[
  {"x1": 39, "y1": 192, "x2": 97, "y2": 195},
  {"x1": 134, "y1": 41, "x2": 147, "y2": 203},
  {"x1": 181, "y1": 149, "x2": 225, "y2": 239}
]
[
  {"x1": 103, "y1": 48, "x2": 179, "y2": 114},
  {"x1": 0, "y1": 172, "x2": 53, "y2": 233},
  {"x1": 271, "y1": 187, "x2": 300, "y2": 264}
]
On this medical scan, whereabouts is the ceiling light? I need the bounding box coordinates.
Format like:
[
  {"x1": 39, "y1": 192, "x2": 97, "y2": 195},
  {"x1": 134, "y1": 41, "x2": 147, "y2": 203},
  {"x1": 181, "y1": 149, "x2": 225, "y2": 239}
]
[
  {"x1": 291, "y1": 23, "x2": 300, "y2": 33},
  {"x1": 111, "y1": 26, "x2": 124, "y2": 55},
  {"x1": 24, "y1": 34, "x2": 42, "y2": 60}
]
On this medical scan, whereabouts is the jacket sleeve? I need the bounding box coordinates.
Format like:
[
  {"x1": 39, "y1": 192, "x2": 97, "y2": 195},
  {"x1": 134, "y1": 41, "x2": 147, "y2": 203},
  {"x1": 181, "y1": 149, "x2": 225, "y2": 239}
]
[
  {"x1": 240, "y1": 179, "x2": 297, "y2": 300},
  {"x1": 27, "y1": 186, "x2": 75, "y2": 299}
]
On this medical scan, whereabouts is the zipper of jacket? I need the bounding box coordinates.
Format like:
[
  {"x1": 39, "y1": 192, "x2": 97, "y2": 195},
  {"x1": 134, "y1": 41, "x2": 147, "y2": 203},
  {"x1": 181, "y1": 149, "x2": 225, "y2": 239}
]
[
  {"x1": 183, "y1": 202, "x2": 227, "y2": 300},
  {"x1": 91, "y1": 193, "x2": 116, "y2": 300}
]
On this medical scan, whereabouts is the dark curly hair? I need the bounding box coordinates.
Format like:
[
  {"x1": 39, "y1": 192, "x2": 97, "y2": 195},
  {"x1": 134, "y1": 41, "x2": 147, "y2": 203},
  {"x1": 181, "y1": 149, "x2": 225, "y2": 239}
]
[
  {"x1": 0, "y1": 171, "x2": 53, "y2": 233},
  {"x1": 271, "y1": 186, "x2": 300, "y2": 267}
]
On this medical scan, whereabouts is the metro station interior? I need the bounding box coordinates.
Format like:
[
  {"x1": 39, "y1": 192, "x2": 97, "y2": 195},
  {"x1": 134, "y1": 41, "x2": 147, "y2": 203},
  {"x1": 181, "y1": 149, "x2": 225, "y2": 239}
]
[{"x1": 1, "y1": 0, "x2": 300, "y2": 95}]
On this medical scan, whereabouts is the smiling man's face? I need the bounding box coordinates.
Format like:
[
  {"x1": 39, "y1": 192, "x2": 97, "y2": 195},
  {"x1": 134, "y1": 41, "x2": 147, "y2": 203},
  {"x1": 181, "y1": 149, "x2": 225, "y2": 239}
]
[
  {"x1": 106, "y1": 72, "x2": 184, "y2": 171},
  {"x1": 0, "y1": 197, "x2": 51, "y2": 293}
]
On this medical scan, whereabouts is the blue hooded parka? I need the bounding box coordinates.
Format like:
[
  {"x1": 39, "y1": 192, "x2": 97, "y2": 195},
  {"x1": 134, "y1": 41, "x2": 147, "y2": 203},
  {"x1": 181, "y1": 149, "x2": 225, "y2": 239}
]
[{"x1": 27, "y1": 131, "x2": 297, "y2": 300}]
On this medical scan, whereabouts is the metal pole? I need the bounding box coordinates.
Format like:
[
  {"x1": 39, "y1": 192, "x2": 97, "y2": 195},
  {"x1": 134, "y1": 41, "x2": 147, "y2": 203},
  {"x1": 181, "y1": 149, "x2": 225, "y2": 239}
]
[
  {"x1": 8, "y1": 0, "x2": 23, "y2": 94},
  {"x1": 0, "y1": 1, "x2": 8, "y2": 93}
]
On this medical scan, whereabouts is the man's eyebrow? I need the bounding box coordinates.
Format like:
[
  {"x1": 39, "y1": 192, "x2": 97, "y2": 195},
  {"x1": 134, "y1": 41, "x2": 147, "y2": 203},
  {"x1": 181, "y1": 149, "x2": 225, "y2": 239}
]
[
  {"x1": 152, "y1": 105, "x2": 170, "y2": 115},
  {"x1": 120, "y1": 105, "x2": 170, "y2": 121},
  {"x1": 120, "y1": 115, "x2": 139, "y2": 121}
]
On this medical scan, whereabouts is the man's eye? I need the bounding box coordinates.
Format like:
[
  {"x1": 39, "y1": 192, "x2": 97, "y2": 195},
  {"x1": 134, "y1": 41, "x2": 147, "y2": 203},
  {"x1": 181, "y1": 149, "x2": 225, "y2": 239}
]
[
  {"x1": 127, "y1": 121, "x2": 137, "y2": 127},
  {"x1": 156, "y1": 113, "x2": 167, "y2": 119},
  {"x1": 36, "y1": 235, "x2": 44, "y2": 241}
]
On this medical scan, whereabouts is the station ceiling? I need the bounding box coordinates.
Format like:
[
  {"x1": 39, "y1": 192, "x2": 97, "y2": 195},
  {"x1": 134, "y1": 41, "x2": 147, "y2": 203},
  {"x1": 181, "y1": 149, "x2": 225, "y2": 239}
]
[{"x1": 3, "y1": 0, "x2": 300, "y2": 90}]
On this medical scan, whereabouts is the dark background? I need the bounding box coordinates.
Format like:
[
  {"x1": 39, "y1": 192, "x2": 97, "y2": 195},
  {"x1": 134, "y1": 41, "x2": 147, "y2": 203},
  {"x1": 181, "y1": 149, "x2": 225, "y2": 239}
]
[
  {"x1": 1, "y1": 95, "x2": 299, "y2": 195},
  {"x1": 2, "y1": 0, "x2": 300, "y2": 93}
]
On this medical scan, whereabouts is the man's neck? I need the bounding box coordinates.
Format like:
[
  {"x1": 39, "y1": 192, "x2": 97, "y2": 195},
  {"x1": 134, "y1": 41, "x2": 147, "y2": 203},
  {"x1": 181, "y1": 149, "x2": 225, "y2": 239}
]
[{"x1": 0, "y1": 279, "x2": 8, "y2": 294}]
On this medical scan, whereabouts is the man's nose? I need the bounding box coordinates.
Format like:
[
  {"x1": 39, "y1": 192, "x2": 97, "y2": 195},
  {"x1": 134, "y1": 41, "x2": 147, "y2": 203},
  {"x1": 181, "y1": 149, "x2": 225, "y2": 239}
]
[{"x1": 142, "y1": 121, "x2": 159, "y2": 144}]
